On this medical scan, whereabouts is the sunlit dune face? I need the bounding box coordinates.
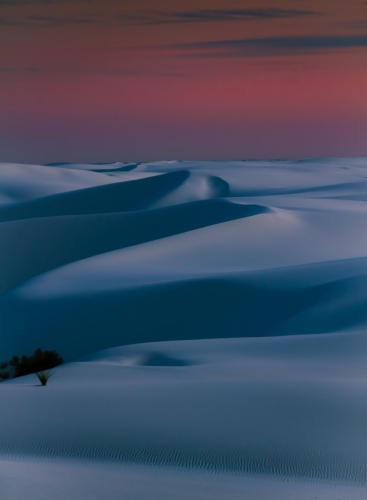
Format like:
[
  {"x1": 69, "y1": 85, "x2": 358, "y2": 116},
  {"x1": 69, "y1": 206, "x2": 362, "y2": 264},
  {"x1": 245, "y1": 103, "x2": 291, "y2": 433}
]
[{"x1": 0, "y1": 0, "x2": 366, "y2": 161}]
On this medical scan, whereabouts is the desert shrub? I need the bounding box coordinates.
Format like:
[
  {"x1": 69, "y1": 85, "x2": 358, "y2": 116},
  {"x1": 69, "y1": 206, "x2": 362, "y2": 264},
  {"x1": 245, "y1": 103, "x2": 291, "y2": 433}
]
[
  {"x1": 36, "y1": 371, "x2": 52, "y2": 386},
  {"x1": 0, "y1": 348, "x2": 63, "y2": 381}
]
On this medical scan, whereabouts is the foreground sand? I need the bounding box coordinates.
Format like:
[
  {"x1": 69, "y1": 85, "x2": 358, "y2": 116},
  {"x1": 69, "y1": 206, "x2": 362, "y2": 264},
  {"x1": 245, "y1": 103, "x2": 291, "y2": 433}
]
[
  {"x1": 1, "y1": 158, "x2": 367, "y2": 498},
  {"x1": 2, "y1": 334, "x2": 367, "y2": 499}
]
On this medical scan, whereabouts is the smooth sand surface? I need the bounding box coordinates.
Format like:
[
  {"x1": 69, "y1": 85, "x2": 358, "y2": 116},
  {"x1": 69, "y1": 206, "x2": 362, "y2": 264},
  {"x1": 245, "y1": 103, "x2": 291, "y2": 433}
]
[{"x1": 1, "y1": 158, "x2": 367, "y2": 498}]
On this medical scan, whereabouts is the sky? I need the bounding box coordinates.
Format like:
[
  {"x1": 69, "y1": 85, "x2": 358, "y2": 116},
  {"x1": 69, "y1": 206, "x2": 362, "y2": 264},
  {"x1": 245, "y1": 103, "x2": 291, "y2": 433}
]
[{"x1": 0, "y1": 0, "x2": 367, "y2": 162}]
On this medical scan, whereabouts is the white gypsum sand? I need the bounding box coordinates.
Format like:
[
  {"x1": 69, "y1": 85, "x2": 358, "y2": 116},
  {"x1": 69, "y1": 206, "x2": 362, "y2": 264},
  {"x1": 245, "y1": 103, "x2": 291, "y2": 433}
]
[{"x1": 1, "y1": 158, "x2": 367, "y2": 499}]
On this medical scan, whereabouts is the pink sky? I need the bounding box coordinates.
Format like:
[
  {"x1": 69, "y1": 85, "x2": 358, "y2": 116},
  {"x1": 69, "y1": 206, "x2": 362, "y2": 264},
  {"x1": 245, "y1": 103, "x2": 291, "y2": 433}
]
[{"x1": 1, "y1": 0, "x2": 367, "y2": 161}]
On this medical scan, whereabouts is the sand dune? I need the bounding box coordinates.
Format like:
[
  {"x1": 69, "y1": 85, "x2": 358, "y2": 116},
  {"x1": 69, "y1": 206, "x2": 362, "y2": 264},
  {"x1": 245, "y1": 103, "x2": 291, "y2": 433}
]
[
  {"x1": 0, "y1": 170, "x2": 188, "y2": 221},
  {"x1": 0, "y1": 170, "x2": 229, "y2": 222},
  {"x1": 1, "y1": 158, "x2": 367, "y2": 499},
  {"x1": 0, "y1": 162, "x2": 120, "y2": 207},
  {"x1": 2, "y1": 257, "x2": 367, "y2": 360},
  {"x1": 0, "y1": 199, "x2": 262, "y2": 293}
]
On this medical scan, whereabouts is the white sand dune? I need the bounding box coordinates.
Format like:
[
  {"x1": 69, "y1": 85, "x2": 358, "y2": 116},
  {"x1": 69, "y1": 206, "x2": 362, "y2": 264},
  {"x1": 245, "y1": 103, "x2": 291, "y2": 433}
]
[
  {"x1": 1, "y1": 157, "x2": 367, "y2": 499},
  {"x1": 0, "y1": 162, "x2": 122, "y2": 207},
  {"x1": 0, "y1": 199, "x2": 263, "y2": 294}
]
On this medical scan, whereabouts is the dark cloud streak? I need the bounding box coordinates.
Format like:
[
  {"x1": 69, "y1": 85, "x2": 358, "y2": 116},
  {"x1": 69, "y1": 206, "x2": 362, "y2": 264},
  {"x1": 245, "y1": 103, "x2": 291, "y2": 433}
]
[
  {"x1": 128, "y1": 8, "x2": 317, "y2": 25},
  {"x1": 0, "y1": 0, "x2": 93, "y2": 4},
  {"x1": 0, "y1": 14, "x2": 93, "y2": 26},
  {"x1": 168, "y1": 35, "x2": 367, "y2": 57},
  {"x1": 0, "y1": 6, "x2": 317, "y2": 28}
]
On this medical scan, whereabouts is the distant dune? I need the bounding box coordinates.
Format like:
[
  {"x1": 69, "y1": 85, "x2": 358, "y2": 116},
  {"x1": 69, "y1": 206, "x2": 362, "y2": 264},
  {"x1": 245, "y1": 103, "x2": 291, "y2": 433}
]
[{"x1": 1, "y1": 158, "x2": 367, "y2": 499}]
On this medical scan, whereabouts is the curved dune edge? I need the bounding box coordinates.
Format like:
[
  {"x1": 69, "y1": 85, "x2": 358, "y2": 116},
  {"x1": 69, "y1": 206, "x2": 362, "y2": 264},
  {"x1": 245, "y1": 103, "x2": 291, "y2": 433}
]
[
  {"x1": 0, "y1": 200, "x2": 267, "y2": 292},
  {"x1": 0, "y1": 169, "x2": 230, "y2": 222},
  {"x1": 2, "y1": 256, "x2": 367, "y2": 360},
  {"x1": 0, "y1": 170, "x2": 190, "y2": 221}
]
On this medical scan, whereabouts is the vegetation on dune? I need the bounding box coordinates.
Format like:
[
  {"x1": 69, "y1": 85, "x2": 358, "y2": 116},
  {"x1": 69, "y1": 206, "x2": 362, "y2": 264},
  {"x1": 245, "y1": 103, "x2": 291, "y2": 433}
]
[
  {"x1": 36, "y1": 371, "x2": 52, "y2": 386},
  {"x1": 0, "y1": 348, "x2": 63, "y2": 384}
]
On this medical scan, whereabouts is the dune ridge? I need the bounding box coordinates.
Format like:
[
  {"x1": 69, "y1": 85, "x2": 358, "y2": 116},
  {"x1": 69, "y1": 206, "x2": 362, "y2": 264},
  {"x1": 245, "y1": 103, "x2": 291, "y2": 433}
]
[
  {"x1": 0, "y1": 199, "x2": 264, "y2": 293},
  {"x1": 0, "y1": 169, "x2": 231, "y2": 222}
]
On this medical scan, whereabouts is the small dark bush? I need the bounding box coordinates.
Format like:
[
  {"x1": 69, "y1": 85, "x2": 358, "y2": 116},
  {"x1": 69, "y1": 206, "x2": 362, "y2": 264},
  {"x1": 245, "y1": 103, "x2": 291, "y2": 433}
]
[
  {"x1": 0, "y1": 348, "x2": 63, "y2": 381},
  {"x1": 36, "y1": 371, "x2": 52, "y2": 386}
]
